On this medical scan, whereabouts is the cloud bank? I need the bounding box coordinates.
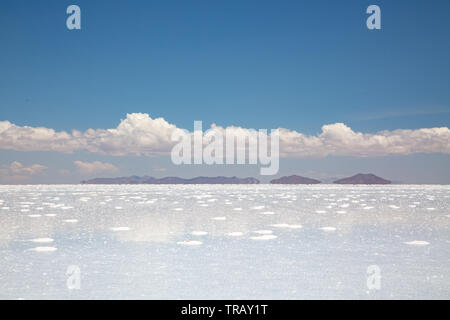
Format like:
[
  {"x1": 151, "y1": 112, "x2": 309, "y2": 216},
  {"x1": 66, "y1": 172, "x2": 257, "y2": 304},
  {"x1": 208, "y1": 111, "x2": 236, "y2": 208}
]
[
  {"x1": 0, "y1": 161, "x2": 47, "y2": 183},
  {"x1": 73, "y1": 161, "x2": 119, "y2": 175},
  {"x1": 0, "y1": 113, "x2": 449, "y2": 158}
]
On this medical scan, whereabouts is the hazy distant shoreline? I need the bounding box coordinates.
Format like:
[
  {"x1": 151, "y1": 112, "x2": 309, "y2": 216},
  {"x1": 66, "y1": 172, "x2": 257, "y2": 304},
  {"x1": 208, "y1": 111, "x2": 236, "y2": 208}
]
[{"x1": 80, "y1": 173, "x2": 393, "y2": 185}]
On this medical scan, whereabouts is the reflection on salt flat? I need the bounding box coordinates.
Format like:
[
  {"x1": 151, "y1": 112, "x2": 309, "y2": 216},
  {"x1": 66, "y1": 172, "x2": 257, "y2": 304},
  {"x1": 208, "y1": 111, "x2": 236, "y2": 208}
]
[{"x1": 0, "y1": 184, "x2": 449, "y2": 299}]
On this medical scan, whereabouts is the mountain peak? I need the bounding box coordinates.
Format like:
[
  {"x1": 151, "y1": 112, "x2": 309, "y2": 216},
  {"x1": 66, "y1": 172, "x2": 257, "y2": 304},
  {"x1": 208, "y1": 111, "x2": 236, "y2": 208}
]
[
  {"x1": 333, "y1": 173, "x2": 391, "y2": 184},
  {"x1": 270, "y1": 175, "x2": 321, "y2": 184},
  {"x1": 81, "y1": 176, "x2": 260, "y2": 184}
]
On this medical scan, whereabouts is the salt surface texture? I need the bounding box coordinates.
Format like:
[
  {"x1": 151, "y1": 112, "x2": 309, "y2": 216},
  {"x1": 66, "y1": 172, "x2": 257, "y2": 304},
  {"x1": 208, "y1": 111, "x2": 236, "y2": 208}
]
[{"x1": 0, "y1": 184, "x2": 449, "y2": 299}]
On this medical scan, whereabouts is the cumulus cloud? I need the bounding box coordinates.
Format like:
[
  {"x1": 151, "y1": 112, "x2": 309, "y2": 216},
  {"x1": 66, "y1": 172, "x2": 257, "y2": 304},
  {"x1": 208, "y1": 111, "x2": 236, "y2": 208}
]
[
  {"x1": 73, "y1": 161, "x2": 119, "y2": 175},
  {"x1": 277, "y1": 123, "x2": 450, "y2": 157},
  {"x1": 0, "y1": 121, "x2": 79, "y2": 153},
  {"x1": 0, "y1": 113, "x2": 449, "y2": 158},
  {"x1": 0, "y1": 113, "x2": 176, "y2": 155},
  {"x1": 0, "y1": 161, "x2": 47, "y2": 183}
]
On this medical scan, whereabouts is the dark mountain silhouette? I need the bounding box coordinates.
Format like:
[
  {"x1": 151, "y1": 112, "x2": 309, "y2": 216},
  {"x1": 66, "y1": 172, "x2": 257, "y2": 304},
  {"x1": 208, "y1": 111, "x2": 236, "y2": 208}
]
[
  {"x1": 81, "y1": 176, "x2": 260, "y2": 184},
  {"x1": 333, "y1": 173, "x2": 391, "y2": 185},
  {"x1": 270, "y1": 175, "x2": 321, "y2": 184}
]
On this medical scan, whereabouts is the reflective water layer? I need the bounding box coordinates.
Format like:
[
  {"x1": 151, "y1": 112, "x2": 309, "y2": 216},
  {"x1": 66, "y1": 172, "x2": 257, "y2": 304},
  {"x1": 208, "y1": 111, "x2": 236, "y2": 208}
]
[{"x1": 0, "y1": 185, "x2": 449, "y2": 299}]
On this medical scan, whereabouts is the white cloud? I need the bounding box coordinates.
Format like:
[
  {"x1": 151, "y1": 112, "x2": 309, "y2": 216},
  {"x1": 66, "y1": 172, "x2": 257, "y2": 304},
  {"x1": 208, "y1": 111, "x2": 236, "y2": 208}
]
[
  {"x1": 278, "y1": 123, "x2": 450, "y2": 157},
  {"x1": 0, "y1": 113, "x2": 176, "y2": 156},
  {"x1": 0, "y1": 161, "x2": 47, "y2": 183},
  {"x1": 0, "y1": 121, "x2": 79, "y2": 153},
  {"x1": 0, "y1": 113, "x2": 449, "y2": 158},
  {"x1": 73, "y1": 161, "x2": 119, "y2": 175}
]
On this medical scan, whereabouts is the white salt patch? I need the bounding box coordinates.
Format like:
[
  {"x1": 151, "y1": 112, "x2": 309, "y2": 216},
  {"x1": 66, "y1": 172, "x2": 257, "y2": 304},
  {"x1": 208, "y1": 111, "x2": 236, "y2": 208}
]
[
  {"x1": 191, "y1": 231, "x2": 208, "y2": 236},
  {"x1": 315, "y1": 210, "x2": 326, "y2": 214},
  {"x1": 271, "y1": 224, "x2": 302, "y2": 229},
  {"x1": 45, "y1": 214, "x2": 56, "y2": 217},
  {"x1": 110, "y1": 227, "x2": 131, "y2": 231},
  {"x1": 64, "y1": 219, "x2": 78, "y2": 223},
  {"x1": 31, "y1": 238, "x2": 54, "y2": 243},
  {"x1": 174, "y1": 208, "x2": 184, "y2": 211},
  {"x1": 389, "y1": 205, "x2": 400, "y2": 209},
  {"x1": 260, "y1": 211, "x2": 275, "y2": 215},
  {"x1": 426, "y1": 208, "x2": 436, "y2": 211},
  {"x1": 200, "y1": 204, "x2": 209, "y2": 207},
  {"x1": 233, "y1": 208, "x2": 243, "y2": 211},
  {"x1": 363, "y1": 206, "x2": 374, "y2": 210},
  {"x1": 61, "y1": 206, "x2": 73, "y2": 210},
  {"x1": 21, "y1": 209, "x2": 30, "y2": 212},
  {"x1": 340, "y1": 204, "x2": 349, "y2": 208},
  {"x1": 28, "y1": 214, "x2": 41, "y2": 218},
  {"x1": 250, "y1": 235, "x2": 277, "y2": 240},
  {"x1": 254, "y1": 230, "x2": 273, "y2": 235},
  {"x1": 226, "y1": 232, "x2": 244, "y2": 237},
  {"x1": 2, "y1": 207, "x2": 9, "y2": 210},
  {"x1": 320, "y1": 227, "x2": 337, "y2": 232},
  {"x1": 36, "y1": 207, "x2": 44, "y2": 210},
  {"x1": 177, "y1": 240, "x2": 202, "y2": 246},
  {"x1": 251, "y1": 206, "x2": 265, "y2": 210},
  {"x1": 30, "y1": 247, "x2": 57, "y2": 252},
  {"x1": 404, "y1": 241, "x2": 430, "y2": 246},
  {"x1": 115, "y1": 206, "x2": 123, "y2": 210},
  {"x1": 336, "y1": 210, "x2": 347, "y2": 214},
  {"x1": 212, "y1": 217, "x2": 226, "y2": 221}
]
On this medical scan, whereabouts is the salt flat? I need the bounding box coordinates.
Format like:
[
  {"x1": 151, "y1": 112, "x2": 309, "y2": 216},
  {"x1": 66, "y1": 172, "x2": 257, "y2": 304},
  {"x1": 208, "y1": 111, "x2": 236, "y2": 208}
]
[{"x1": 0, "y1": 184, "x2": 449, "y2": 299}]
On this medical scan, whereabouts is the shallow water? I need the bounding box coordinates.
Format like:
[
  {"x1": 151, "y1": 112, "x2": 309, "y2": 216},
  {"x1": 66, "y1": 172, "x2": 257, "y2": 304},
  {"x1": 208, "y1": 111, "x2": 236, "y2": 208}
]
[{"x1": 0, "y1": 184, "x2": 449, "y2": 299}]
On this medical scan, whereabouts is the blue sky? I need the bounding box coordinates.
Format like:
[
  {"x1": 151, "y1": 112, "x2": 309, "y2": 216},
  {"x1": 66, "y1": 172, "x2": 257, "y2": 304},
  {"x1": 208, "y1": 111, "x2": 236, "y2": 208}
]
[{"x1": 0, "y1": 0, "x2": 449, "y2": 183}]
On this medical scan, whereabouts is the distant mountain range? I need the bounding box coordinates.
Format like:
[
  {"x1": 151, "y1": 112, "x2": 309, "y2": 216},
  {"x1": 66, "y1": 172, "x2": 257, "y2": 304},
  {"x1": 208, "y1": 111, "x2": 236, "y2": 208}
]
[
  {"x1": 81, "y1": 173, "x2": 391, "y2": 185},
  {"x1": 270, "y1": 175, "x2": 321, "y2": 184},
  {"x1": 333, "y1": 173, "x2": 391, "y2": 184},
  {"x1": 270, "y1": 173, "x2": 391, "y2": 184},
  {"x1": 81, "y1": 176, "x2": 260, "y2": 184}
]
